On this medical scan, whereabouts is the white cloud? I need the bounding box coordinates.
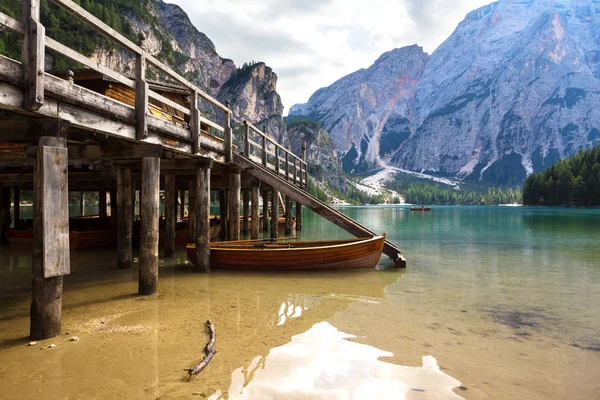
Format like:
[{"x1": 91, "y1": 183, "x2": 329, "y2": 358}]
[{"x1": 166, "y1": 0, "x2": 494, "y2": 114}]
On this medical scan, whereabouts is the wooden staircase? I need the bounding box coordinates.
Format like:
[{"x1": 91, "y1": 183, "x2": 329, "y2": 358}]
[{"x1": 233, "y1": 153, "x2": 407, "y2": 268}]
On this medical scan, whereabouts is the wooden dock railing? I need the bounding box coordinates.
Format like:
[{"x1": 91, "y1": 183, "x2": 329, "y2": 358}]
[{"x1": 0, "y1": 0, "x2": 307, "y2": 184}]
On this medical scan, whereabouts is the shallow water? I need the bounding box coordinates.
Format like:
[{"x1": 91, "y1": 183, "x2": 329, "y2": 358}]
[{"x1": 1, "y1": 206, "x2": 599, "y2": 399}]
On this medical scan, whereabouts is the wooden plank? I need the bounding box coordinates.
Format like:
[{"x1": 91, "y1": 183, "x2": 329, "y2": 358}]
[
  {"x1": 251, "y1": 186, "x2": 259, "y2": 239},
  {"x1": 31, "y1": 136, "x2": 67, "y2": 340},
  {"x1": 164, "y1": 173, "x2": 176, "y2": 257},
  {"x1": 0, "y1": 119, "x2": 69, "y2": 140},
  {"x1": 117, "y1": 168, "x2": 132, "y2": 269},
  {"x1": 135, "y1": 53, "x2": 149, "y2": 140},
  {"x1": 40, "y1": 145, "x2": 70, "y2": 278},
  {"x1": 22, "y1": 0, "x2": 45, "y2": 110},
  {"x1": 148, "y1": 90, "x2": 190, "y2": 116},
  {"x1": 45, "y1": 37, "x2": 135, "y2": 89},
  {"x1": 190, "y1": 91, "x2": 200, "y2": 153},
  {"x1": 199, "y1": 116, "x2": 225, "y2": 133},
  {"x1": 243, "y1": 121, "x2": 250, "y2": 156},
  {"x1": 228, "y1": 172, "x2": 240, "y2": 241},
  {"x1": 0, "y1": 11, "x2": 24, "y2": 33},
  {"x1": 139, "y1": 156, "x2": 160, "y2": 295},
  {"x1": 194, "y1": 166, "x2": 211, "y2": 271}
]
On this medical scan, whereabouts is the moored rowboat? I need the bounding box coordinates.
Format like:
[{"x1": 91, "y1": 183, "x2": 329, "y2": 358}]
[{"x1": 187, "y1": 235, "x2": 386, "y2": 270}]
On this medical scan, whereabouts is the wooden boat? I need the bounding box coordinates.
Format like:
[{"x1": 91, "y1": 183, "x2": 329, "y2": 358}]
[
  {"x1": 187, "y1": 235, "x2": 386, "y2": 270},
  {"x1": 410, "y1": 207, "x2": 431, "y2": 211}
]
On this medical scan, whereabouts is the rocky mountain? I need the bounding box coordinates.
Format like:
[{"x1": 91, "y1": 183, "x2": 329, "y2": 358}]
[
  {"x1": 289, "y1": 45, "x2": 429, "y2": 174},
  {"x1": 291, "y1": 0, "x2": 600, "y2": 185}
]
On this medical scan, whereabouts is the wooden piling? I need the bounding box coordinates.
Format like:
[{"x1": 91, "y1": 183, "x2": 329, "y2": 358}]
[
  {"x1": 262, "y1": 188, "x2": 269, "y2": 232},
  {"x1": 117, "y1": 168, "x2": 133, "y2": 269},
  {"x1": 219, "y1": 190, "x2": 228, "y2": 241},
  {"x1": 242, "y1": 188, "x2": 250, "y2": 235},
  {"x1": 228, "y1": 172, "x2": 241, "y2": 241},
  {"x1": 270, "y1": 189, "x2": 279, "y2": 239},
  {"x1": 13, "y1": 188, "x2": 20, "y2": 229},
  {"x1": 164, "y1": 174, "x2": 176, "y2": 257},
  {"x1": 188, "y1": 181, "x2": 196, "y2": 243},
  {"x1": 139, "y1": 157, "x2": 160, "y2": 295},
  {"x1": 0, "y1": 187, "x2": 10, "y2": 242},
  {"x1": 285, "y1": 195, "x2": 293, "y2": 235},
  {"x1": 251, "y1": 186, "x2": 259, "y2": 239},
  {"x1": 109, "y1": 189, "x2": 117, "y2": 226},
  {"x1": 31, "y1": 136, "x2": 69, "y2": 340},
  {"x1": 296, "y1": 201, "x2": 303, "y2": 231},
  {"x1": 179, "y1": 190, "x2": 185, "y2": 220},
  {"x1": 79, "y1": 191, "x2": 85, "y2": 216},
  {"x1": 195, "y1": 166, "x2": 211, "y2": 271},
  {"x1": 99, "y1": 190, "x2": 107, "y2": 218}
]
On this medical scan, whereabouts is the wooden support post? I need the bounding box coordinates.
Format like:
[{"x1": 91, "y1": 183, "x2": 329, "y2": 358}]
[
  {"x1": 99, "y1": 190, "x2": 107, "y2": 218},
  {"x1": 139, "y1": 157, "x2": 160, "y2": 295},
  {"x1": 179, "y1": 190, "x2": 185, "y2": 220},
  {"x1": 195, "y1": 166, "x2": 211, "y2": 271},
  {"x1": 188, "y1": 181, "x2": 196, "y2": 243},
  {"x1": 302, "y1": 139, "x2": 307, "y2": 187},
  {"x1": 22, "y1": 0, "x2": 45, "y2": 111},
  {"x1": 135, "y1": 33, "x2": 149, "y2": 140},
  {"x1": 262, "y1": 188, "x2": 269, "y2": 232},
  {"x1": 270, "y1": 189, "x2": 279, "y2": 239},
  {"x1": 190, "y1": 91, "x2": 200, "y2": 154},
  {"x1": 13, "y1": 188, "x2": 20, "y2": 229},
  {"x1": 0, "y1": 187, "x2": 10, "y2": 243},
  {"x1": 242, "y1": 189, "x2": 250, "y2": 235},
  {"x1": 261, "y1": 125, "x2": 267, "y2": 167},
  {"x1": 228, "y1": 172, "x2": 241, "y2": 241},
  {"x1": 164, "y1": 174, "x2": 176, "y2": 257},
  {"x1": 243, "y1": 121, "x2": 250, "y2": 156},
  {"x1": 224, "y1": 100, "x2": 232, "y2": 163},
  {"x1": 117, "y1": 168, "x2": 133, "y2": 269},
  {"x1": 79, "y1": 191, "x2": 85, "y2": 217},
  {"x1": 31, "y1": 136, "x2": 69, "y2": 340},
  {"x1": 219, "y1": 190, "x2": 228, "y2": 241},
  {"x1": 285, "y1": 195, "x2": 293, "y2": 236},
  {"x1": 251, "y1": 186, "x2": 259, "y2": 239},
  {"x1": 110, "y1": 189, "x2": 117, "y2": 226},
  {"x1": 296, "y1": 201, "x2": 303, "y2": 231}
]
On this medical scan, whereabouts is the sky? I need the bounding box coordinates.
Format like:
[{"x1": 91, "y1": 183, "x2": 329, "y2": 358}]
[{"x1": 167, "y1": 0, "x2": 494, "y2": 114}]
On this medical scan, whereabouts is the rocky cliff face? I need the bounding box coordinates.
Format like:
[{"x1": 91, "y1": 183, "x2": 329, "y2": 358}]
[
  {"x1": 286, "y1": 120, "x2": 345, "y2": 190},
  {"x1": 291, "y1": 0, "x2": 600, "y2": 185},
  {"x1": 289, "y1": 45, "x2": 429, "y2": 174},
  {"x1": 87, "y1": 0, "x2": 284, "y2": 142}
]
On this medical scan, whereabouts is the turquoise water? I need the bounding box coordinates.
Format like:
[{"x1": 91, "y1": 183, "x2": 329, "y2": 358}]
[{"x1": 0, "y1": 206, "x2": 599, "y2": 399}]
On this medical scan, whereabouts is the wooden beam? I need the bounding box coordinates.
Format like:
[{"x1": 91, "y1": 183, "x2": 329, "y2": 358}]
[
  {"x1": 228, "y1": 172, "x2": 241, "y2": 241},
  {"x1": 0, "y1": 119, "x2": 69, "y2": 140},
  {"x1": 139, "y1": 157, "x2": 160, "y2": 295},
  {"x1": 66, "y1": 144, "x2": 162, "y2": 159},
  {"x1": 22, "y1": 0, "x2": 44, "y2": 110},
  {"x1": 117, "y1": 168, "x2": 132, "y2": 269},
  {"x1": 31, "y1": 136, "x2": 68, "y2": 340},
  {"x1": 251, "y1": 186, "x2": 259, "y2": 239},
  {"x1": 194, "y1": 166, "x2": 210, "y2": 271},
  {"x1": 164, "y1": 173, "x2": 176, "y2": 257}
]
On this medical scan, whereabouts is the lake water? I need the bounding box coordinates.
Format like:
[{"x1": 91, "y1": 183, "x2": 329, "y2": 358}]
[{"x1": 0, "y1": 206, "x2": 599, "y2": 399}]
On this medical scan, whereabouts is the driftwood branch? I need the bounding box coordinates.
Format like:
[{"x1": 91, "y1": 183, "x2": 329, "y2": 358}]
[{"x1": 185, "y1": 319, "x2": 216, "y2": 381}]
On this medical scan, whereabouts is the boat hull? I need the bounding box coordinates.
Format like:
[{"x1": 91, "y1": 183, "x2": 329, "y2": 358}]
[{"x1": 187, "y1": 236, "x2": 386, "y2": 270}]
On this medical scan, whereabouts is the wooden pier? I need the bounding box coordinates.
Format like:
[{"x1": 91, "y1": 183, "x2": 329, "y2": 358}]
[{"x1": 0, "y1": 0, "x2": 406, "y2": 340}]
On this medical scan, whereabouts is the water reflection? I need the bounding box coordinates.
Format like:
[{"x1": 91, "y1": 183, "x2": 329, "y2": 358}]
[{"x1": 210, "y1": 322, "x2": 463, "y2": 400}]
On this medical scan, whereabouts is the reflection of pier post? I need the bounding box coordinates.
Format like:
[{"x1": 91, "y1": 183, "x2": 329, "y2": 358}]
[
  {"x1": 262, "y1": 188, "x2": 269, "y2": 233},
  {"x1": 188, "y1": 180, "x2": 196, "y2": 243},
  {"x1": 13, "y1": 188, "x2": 20, "y2": 228},
  {"x1": 242, "y1": 188, "x2": 250, "y2": 235},
  {"x1": 296, "y1": 201, "x2": 303, "y2": 231},
  {"x1": 285, "y1": 195, "x2": 293, "y2": 235},
  {"x1": 139, "y1": 157, "x2": 160, "y2": 295},
  {"x1": 219, "y1": 190, "x2": 228, "y2": 241}
]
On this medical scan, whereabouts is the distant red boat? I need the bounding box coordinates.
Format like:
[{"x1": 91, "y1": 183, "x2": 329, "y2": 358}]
[{"x1": 410, "y1": 207, "x2": 431, "y2": 211}]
